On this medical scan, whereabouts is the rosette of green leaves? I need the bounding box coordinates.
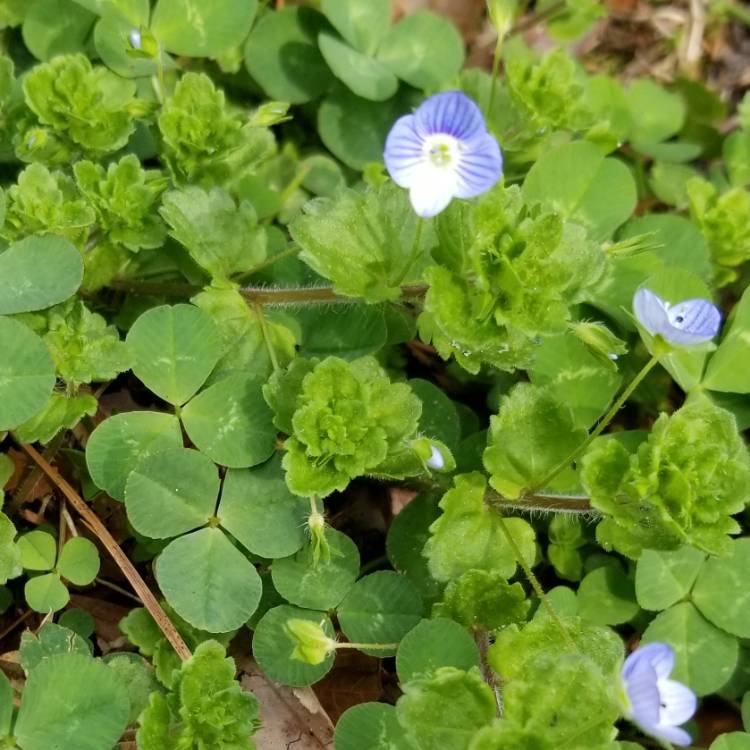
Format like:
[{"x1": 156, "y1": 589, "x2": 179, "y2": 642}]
[
  {"x1": 505, "y1": 46, "x2": 596, "y2": 139},
  {"x1": 1, "y1": 163, "x2": 94, "y2": 246},
  {"x1": 687, "y1": 177, "x2": 750, "y2": 285},
  {"x1": 264, "y1": 356, "x2": 424, "y2": 497},
  {"x1": 420, "y1": 185, "x2": 605, "y2": 373},
  {"x1": 19, "y1": 53, "x2": 141, "y2": 161},
  {"x1": 137, "y1": 640, "x2": 260, "y2": 750},
  {"x1": 290, "y1": 181, "x2": 434, "y2": 303},
  {"x1": 74, "y1": 155, "x2": 168, "y2": 252},
  {"x1": 28, "y1": 298, "x2": 131, "y2": 388},
  {"x1": 158, "y1": 72, "x2": 274, "y2": 187},
  {"x1": 582, "y1": 394, "x2": 750, "y2": 558}
]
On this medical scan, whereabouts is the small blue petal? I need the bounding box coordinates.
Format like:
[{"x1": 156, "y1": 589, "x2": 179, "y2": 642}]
[
  {"x1": 622, "y1": 655, "x2": 661, "y2": 726},
  {"x1": 384, "y1": 114, "x2": 424, "y2": 188},
  {"x1": 633, "y1": 288, "x2": 721, "y2": 346},
  {"x1": 414, "y1": 91, "x2": 485, "y2": 141},
  {"x1": 454, "y1": 132, "x2": 503, "y2": 199},
  {"x1": 129, "y1": 29, "x2": 142, "y2": 50},
  {"x1": 667, "y1": 298, "x2": 721, "y2": 343},
  {"x1": 633, "y1": 288, "x2": 669, "y2": 337},
  {"x1": 645, "y1": 723, "x2": 693, "y2": 747}
]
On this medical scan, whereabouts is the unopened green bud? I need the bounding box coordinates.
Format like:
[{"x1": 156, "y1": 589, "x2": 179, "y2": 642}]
[
  {"x1": 412, "y1": 437, "x2": 456, "y2": 473},
  {"x1": 487, "y1": 0, "x2": 518, "y2": 37},
  {"x1": 251, "y1": 101, "x2": 292, "y2": 127},
  {"x1": 284, "y1": 618, "x2": 336, "y2": 665},
  {"x1": 126, "y1": 28, "x2": 160, "y2": 59},
  {"x1": 307, "y1": 510, "x2": 330, "y2": 565},
  {"x1": 570, "y1": 321, "x2": 628, "y2": 370}
]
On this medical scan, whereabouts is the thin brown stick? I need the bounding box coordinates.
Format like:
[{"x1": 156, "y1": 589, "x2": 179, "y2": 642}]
[
  {"x1": 16, "y1": 441, "x2": 191, "y2": 661},
  {"x1": 0, "y1": 609, "x2": 34, "y2": 642}
]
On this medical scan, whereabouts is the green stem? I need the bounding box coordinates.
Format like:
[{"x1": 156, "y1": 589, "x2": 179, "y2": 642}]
[
  {"x1": 487, "y1": 490, "x2": 593, "y2": 514},
  {"x1": 528, "y1": 354, "x2": 660, "y2": 493},
  {"x1": 234, "y1": 246, "x2": 299, "y2": 283},
  {"x1": 109, "y1": 280, "x2": 429, "y2": 306},
  {"x1": 335, "y1": 641, "x2": 400, "y2": 652},
  {"x1": 254, "y1": 303, "x2": 280, "y2": 372},
  {"x1": 495, "y1": 512, "x2": 576, "y2": 649},
  {"x1": 393, "y1": 218, "x2": 424, "y2": 287},
  {"x1": 279, "y1": 165, "x2": 311, "y2": 206},
  {"x1": 487, "y1": 34, "x2": 503, "y2": 117}
]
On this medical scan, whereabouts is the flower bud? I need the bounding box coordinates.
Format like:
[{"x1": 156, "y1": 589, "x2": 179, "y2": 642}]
[
  {"x1": 570, "y1": 320, "x2": 628, "y2": 369},
  {"x1": 251, "y1": 101, "x2": 292, "y2": 128},
  {"x1": 284, "y1": 619, "x2": 336, "y2": 665},
  {"x1": 487, "y1": 0, "x2": 518, "y2": 38}
]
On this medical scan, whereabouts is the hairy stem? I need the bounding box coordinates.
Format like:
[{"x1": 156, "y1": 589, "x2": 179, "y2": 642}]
[
  {"x1": 109, "y1": 280, "x2": 429, "y2": 306},
  {"x1": 487, "y1": 34, "x2": 503, "y2": 117},
  {"x1": 392, "y1": 218, "x2": 425, "y2": 287},
  {"x1": 528, "y1": 354, "x2": 660, "y2": 493},
  {"x1": 254, "y1": 302, "x2": 280, "y2": 372},
  {"x1": 335, "y1": 641, "x2": 400, "y2": 651},
  {"x1": 495, "y1": 512, "x2": 575, "y2": 648},
  {"x1": 17, "y1": 440, "x2": 192, "y2": 661}
]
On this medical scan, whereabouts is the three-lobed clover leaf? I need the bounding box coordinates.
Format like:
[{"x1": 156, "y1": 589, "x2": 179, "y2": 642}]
[{"x1": 18, "y1": 530, "x2": 100, "y2": 614}]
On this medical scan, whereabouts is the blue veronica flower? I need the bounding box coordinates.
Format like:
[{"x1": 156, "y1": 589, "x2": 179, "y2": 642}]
[
  {"x1": 621, "y1": 642, "x2": 697, "y2": 747},
  {"x1": 129, "y1": 29, "x2": 143, "y2": 50},
  {"x1": 383, "y1": 91, "x2": 503, "y2": 218},
  {"x1": 633, "y1": 288, "x2": 721, "y2": 346}
]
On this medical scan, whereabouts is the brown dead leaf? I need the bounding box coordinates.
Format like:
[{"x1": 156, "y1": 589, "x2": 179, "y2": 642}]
[
  {"x1": 238, "y1": 657, "x2": 335, "y2": 750},
  {"x1": 69, "y1": 593, "x2": 133, "y2": 650},
  {"x1": 312, "y1": 650, "x2": 383, "y2": 723}
]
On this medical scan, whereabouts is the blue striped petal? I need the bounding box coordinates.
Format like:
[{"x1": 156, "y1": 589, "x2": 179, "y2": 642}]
[
  {"x1": 454, "y1": 132, "x2": 503, "y2": 198},
  {"x1": 414, "y1": 91, "x2": 485, "y2": 141},
  {"x1": 666, "y1": 298, "x2": 721, "y2": 345}
]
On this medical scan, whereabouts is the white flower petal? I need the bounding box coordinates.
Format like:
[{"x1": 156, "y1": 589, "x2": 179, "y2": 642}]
[
  {"x1": 383, "y1": 114, "x2": 425, "y2": 189},
  {"x1": 648, "y1": 723, "x2": 693, "y2": 747},
  {"x1": 426, "y1": 445, "x2": 444, "y2": 469},
  {"x1": 658, "y1": 678, "x2": 697, "y2": 726},
  {"x1": 408, "y1": 163, "x2": 457, "y2": 218},
  {"x1": 623, "y1": 658, "x2": 660, "y2": 726},
  {"x1": 633, "y1": 288, "x2": 671, "y2": 337}
]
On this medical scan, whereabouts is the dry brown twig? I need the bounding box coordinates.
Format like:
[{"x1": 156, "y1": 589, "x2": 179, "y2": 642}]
[{"x1": 16, "y1": 440, "x2": 192, "y2": 661}]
